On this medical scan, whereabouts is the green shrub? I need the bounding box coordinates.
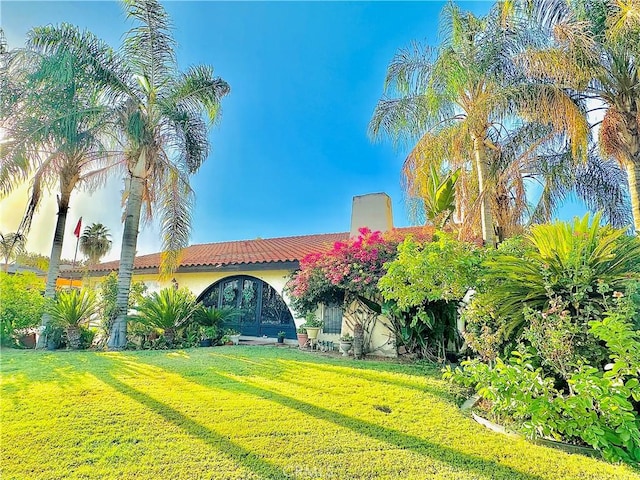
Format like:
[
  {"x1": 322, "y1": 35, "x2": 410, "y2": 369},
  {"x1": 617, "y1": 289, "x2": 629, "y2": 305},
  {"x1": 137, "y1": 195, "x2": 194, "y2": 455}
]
[
  {"x1": 130, "y1": 288, "x2": 199, "y2": 347},
  {"x1": 49, "y1": 289, "x2": 98, "y2": 350},
  {"x1": 445, "y1": 297, "x2": 640, "y2": 464},
  {"x1": 463, "y1": 214, "x2": 640, "y2": 359},
  {"x1": 379, "y1": 233, "x2": 482, "y2": 360},
  {"x1": 0, "y1": 272, "x2": 46, "y2": 347}
]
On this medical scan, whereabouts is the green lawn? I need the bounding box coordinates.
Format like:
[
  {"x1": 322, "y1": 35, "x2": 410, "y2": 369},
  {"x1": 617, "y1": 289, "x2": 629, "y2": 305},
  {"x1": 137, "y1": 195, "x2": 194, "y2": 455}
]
[{"x1": 1, "y1": 347, "x2": 638, "y2": 480}]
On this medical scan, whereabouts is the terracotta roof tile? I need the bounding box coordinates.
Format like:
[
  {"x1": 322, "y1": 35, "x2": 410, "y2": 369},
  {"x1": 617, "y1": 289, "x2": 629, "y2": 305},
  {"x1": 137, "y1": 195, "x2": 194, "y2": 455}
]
[{"x1": 88, "y1": 226, "x2": 435, "y2": 273}]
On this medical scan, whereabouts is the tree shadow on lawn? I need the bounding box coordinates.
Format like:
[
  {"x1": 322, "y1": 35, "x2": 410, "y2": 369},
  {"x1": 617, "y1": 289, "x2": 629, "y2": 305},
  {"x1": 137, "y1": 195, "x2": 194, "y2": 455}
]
[
  {"x1": 114, "y1": 355, "x2": 544, "y2": 480},
  {"x1": 180, "y1": 352, "x2": 456, "y2": 404},
  {"x1": 274, "y1": 359, "x2": 457, "y2": 402},
  {"x1": 91, "y1": 367, "x2": 295, "y2": 480}
]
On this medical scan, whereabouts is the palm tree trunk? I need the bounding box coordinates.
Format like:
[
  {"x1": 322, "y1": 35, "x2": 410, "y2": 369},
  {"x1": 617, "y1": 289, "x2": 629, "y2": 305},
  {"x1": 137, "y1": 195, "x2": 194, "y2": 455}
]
[
  {"x1": 626, "y1": 161, "x2": 640, "y2": 234},
  {"x1": 108, "y1": 171, "x2": 145, "y2": 350},
  {"x1": 36, "y1": 191, "x2": 71, "y2": 348},
  {"x1": 472, "y1": 135, "x2": 496, "y2": 247}
]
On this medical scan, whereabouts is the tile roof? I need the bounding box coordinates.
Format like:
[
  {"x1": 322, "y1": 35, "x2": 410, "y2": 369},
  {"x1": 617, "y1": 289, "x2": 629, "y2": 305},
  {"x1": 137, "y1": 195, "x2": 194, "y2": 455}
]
[{"x1": 88, "y1": 226, "x2": 435, "y2": 273}]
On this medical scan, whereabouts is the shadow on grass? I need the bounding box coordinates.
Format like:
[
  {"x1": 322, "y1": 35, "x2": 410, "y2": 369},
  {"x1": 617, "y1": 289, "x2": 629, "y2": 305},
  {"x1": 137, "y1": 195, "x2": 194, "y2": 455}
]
[
  {"x1": 276, "y1": 359, "x2": 457, "y2": 401},
  {"x1": 118, "y1": 354, "x2": 544, "y2": 480},
  {"x1": 91, "y1": 367, "x2": 294, "y2": 480}
]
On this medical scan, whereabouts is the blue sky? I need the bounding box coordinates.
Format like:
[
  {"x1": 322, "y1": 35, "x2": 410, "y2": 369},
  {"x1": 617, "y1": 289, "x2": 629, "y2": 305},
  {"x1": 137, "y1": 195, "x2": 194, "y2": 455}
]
[{"x1": 1, "y1": 1, "x2": 586, "y2": 260}]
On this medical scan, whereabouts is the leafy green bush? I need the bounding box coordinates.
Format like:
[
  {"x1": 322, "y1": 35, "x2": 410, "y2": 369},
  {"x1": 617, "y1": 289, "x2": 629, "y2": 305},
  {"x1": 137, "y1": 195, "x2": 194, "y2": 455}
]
[
  {"x1": 463, "y1": 214, "x2": 640, "y2": 360},
  {"x1": 0, "y1": 272, "x2": 46, "y2": 347},
  {"x1": 130, "y1": 288, "x2": 199, "y2": 346},
  {"x1": 445, "y1": 297, "x2": 640, "y2": 464},
  {"x1": 379, "y1": 233, "x2": 482, "y2": 360},
  {"x1": 49, "y1": 289, "x2": 98, "y2": 349}
]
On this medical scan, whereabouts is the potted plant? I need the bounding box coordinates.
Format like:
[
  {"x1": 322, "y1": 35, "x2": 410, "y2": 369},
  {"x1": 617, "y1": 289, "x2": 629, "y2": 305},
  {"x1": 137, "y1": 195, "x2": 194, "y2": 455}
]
[
  {"x1": 339, "y1": 333, "x2": 353, "y2": 357},
  {"x1": 199, "y1": 326, "x2": 217, "y2": 347},
  {"x1": 48, "y1": 289, "x2": 98, "y2": 350},
  {"x1": 296, "y1": 324, "x2": 308, "y2": 349},
  {"x1": 226, "y1": 328, "x2": 241, "y2": 345},
  {"x1": 277, "y1": 331, "x2": 286, "y2": 344},
  {"x1": 303, "y1": 312, "x2": 323, "y2": 340}
]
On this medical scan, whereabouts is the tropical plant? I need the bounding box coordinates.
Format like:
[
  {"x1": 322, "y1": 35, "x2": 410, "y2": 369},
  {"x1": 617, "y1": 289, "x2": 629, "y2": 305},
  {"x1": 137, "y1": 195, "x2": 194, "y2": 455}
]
[
  {"x1": 130, "y1": 288, "x2": 199, "y2": 346},
  {"x1": 462, "y1": 214, "x2": 640, "y2": 362},
  {"x1": 49, "y1": 289, "x2": 98, "y2": 349},
  {"x1": 0, "y1": 232, "x2": 26, "y2": 272},
  {"x1": 0, "y1": 37, "x2": 117, "y2": 346},
  {"x1": 370, "y1": 3, "x2": 588, "y2": 246},
  {"x1": 480, "y1": 213, "x2": 640, "y2": 338},
  {"x1": 98, "y1": 272, "x2": 147, "y2": 346},
  {"x1": 0, "y1": 272, "x2": 45, "y2": 347},
  {"x1": 511, "y1": 0, "x2": 640, "y2": 232},
  {"x1": 79, "y1": 223, "x2": 112, "y2": 265},
  {"x1": 420, "y1": 166, "x2": 460, "y2": 227},
  {"x1": 195, "y1": 305, "x2": 239, "y2": 327},
  {"x1": 28, "y1": 1, "x2": 230, "y2": 350}
]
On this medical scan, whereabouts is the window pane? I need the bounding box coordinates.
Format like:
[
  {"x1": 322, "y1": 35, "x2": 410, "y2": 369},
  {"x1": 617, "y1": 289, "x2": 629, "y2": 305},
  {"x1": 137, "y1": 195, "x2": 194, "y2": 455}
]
[
  {"x1": 261, "y1": 283, "x2": 294, "y2": 325},
  {"x1": 323, "y1": 304, "x2": 342, "y2": 334}
]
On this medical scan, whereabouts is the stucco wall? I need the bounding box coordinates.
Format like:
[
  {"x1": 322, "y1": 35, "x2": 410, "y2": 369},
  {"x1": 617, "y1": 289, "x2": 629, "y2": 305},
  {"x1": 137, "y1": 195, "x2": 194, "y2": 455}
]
[
  {"x1": 113, "y1": 269, "x2": 306, "y2": 326},
  {"x1": 94, "y1": 269, "x2": 397, "y2": 357}
]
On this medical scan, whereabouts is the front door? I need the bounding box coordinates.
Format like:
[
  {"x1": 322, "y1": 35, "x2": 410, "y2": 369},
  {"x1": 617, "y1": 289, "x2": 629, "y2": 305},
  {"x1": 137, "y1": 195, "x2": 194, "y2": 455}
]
[
  {"x1": 198, "y1": 275, "x2": 297, "y2": 339},
  {"x1": 220, "y1": 277, "x2": 261, "y2": 336}
]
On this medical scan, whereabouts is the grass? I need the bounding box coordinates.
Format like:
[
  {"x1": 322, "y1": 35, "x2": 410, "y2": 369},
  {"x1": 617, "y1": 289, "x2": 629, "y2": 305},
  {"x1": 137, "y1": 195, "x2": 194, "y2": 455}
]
[{"x1": 1, "y1": 347, "x2": 639, "y2": 480}]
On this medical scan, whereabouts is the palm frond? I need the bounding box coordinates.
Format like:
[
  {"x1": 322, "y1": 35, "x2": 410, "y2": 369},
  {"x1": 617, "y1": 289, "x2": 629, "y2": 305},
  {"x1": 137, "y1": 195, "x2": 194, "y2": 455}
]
[{"x1": 123, "y1": 0, "x2": 177, "y2": 91}]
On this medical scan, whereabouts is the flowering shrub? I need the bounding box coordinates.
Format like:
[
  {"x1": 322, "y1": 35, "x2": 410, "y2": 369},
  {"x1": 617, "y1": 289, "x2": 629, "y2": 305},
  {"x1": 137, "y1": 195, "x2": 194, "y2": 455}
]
[{"x1": 286, "y1": 228, "x2": 401, "y2": 315}]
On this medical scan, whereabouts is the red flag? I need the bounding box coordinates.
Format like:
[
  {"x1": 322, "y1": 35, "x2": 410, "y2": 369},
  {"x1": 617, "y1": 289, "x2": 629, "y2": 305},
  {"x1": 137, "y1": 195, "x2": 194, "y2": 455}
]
[{"x1": 73, "y1": 217, "x2": 82, "y2": 238}]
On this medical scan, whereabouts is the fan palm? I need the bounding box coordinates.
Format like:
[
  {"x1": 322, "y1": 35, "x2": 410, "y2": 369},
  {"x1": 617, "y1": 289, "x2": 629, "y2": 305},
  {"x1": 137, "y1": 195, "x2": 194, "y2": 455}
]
[
  {"x1": 0, "y1": 40, "x2": 116, "y2": 347},
  {"x1": 79, "y1": 223, "x2": 112, "y2": 265},
  {"x1": 511, "y1": 0, "x2": 640, "y2": 231},
  {"x1": 30, "y1": 0, "x2": 230, "y2": 349},
  {"x1": 370, "y1": 3, "x2": 589, "y2": 245}
]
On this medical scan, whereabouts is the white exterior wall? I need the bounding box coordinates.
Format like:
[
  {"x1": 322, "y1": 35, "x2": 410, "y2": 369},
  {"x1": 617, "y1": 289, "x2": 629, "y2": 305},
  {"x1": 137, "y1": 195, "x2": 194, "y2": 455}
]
[
  {"x1": 124, "y1": 268, "x2": 306, "y2": 327},
  {"x1": 104, "y1": 269, "x2": 397, "y2": 357}
]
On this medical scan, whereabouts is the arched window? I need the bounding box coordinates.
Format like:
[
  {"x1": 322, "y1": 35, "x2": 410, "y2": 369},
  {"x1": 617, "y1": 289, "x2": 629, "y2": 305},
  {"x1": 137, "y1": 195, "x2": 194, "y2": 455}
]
[{"x1": 197, "y1": 275, "x2": 296, "y2": 339}]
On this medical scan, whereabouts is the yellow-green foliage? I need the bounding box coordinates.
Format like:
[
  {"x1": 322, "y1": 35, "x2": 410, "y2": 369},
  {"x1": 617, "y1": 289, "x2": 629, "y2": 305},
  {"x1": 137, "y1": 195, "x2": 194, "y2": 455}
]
[{"x1": 1, "y1": 348, "x2": 638, "y2": 480}]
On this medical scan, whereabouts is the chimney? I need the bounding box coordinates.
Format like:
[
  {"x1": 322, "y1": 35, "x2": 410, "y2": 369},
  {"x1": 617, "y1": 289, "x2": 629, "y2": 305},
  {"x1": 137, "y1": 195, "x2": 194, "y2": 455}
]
[{"x1": 350, "y1": 193, "x2": 393, "y2": 237}]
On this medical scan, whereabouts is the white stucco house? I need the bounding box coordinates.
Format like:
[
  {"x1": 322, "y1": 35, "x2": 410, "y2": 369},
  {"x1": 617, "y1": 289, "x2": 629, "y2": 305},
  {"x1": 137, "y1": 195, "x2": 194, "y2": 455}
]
[{"x1": 83, "y1": 193, "x2": 433, "y2": 356}]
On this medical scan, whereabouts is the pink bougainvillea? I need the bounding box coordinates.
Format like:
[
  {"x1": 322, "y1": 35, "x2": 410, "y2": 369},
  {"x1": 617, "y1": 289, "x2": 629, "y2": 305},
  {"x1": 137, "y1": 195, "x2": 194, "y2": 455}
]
[{"x1": 286, "y1": 228, "x2": 409, "y2": 314}]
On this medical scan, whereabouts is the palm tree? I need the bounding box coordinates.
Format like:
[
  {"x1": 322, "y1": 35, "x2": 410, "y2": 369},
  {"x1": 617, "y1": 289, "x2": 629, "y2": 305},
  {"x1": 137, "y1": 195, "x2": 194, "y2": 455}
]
[
  {"x1": 511, "y1": 0, "x2": 640, "y2": 231},
  {"x1": 0, "y1": 232, "x2": 26, "y2": 272},
  {"x1": 79, "y1": 223, "x2": 112, "y2": 265},
  {"x1": 30, "y1": 0, "x2": 230, "y2": 349},
  {"x1": 369, "y1": 3, "x2": 589, "y2": 245},
  {"x1": 0, "y1": 38, "x2": 116, "y2": 347}
]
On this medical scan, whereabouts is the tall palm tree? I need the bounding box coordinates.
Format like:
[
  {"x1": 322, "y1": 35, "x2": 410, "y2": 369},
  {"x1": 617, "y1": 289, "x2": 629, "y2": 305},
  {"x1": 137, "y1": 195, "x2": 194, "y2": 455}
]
[
  {"x1": 0, "y1": 35, "x2": 117, "y2": 347},
  {"x1": 0, "y1": 232, "x2": 26, "y2": 272},
  {"x1": 511, "y1": 0, "x2": 640, "y2": 231},
  {"x1": 79, "y1": 223, "x2": 112, "y2": 265},
  {"x1": 30, "y1": 0, "x2": 230, "y2": 349},
  {"x1": 369, "y1": 3, "x2": 589, "y2": 245}
]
